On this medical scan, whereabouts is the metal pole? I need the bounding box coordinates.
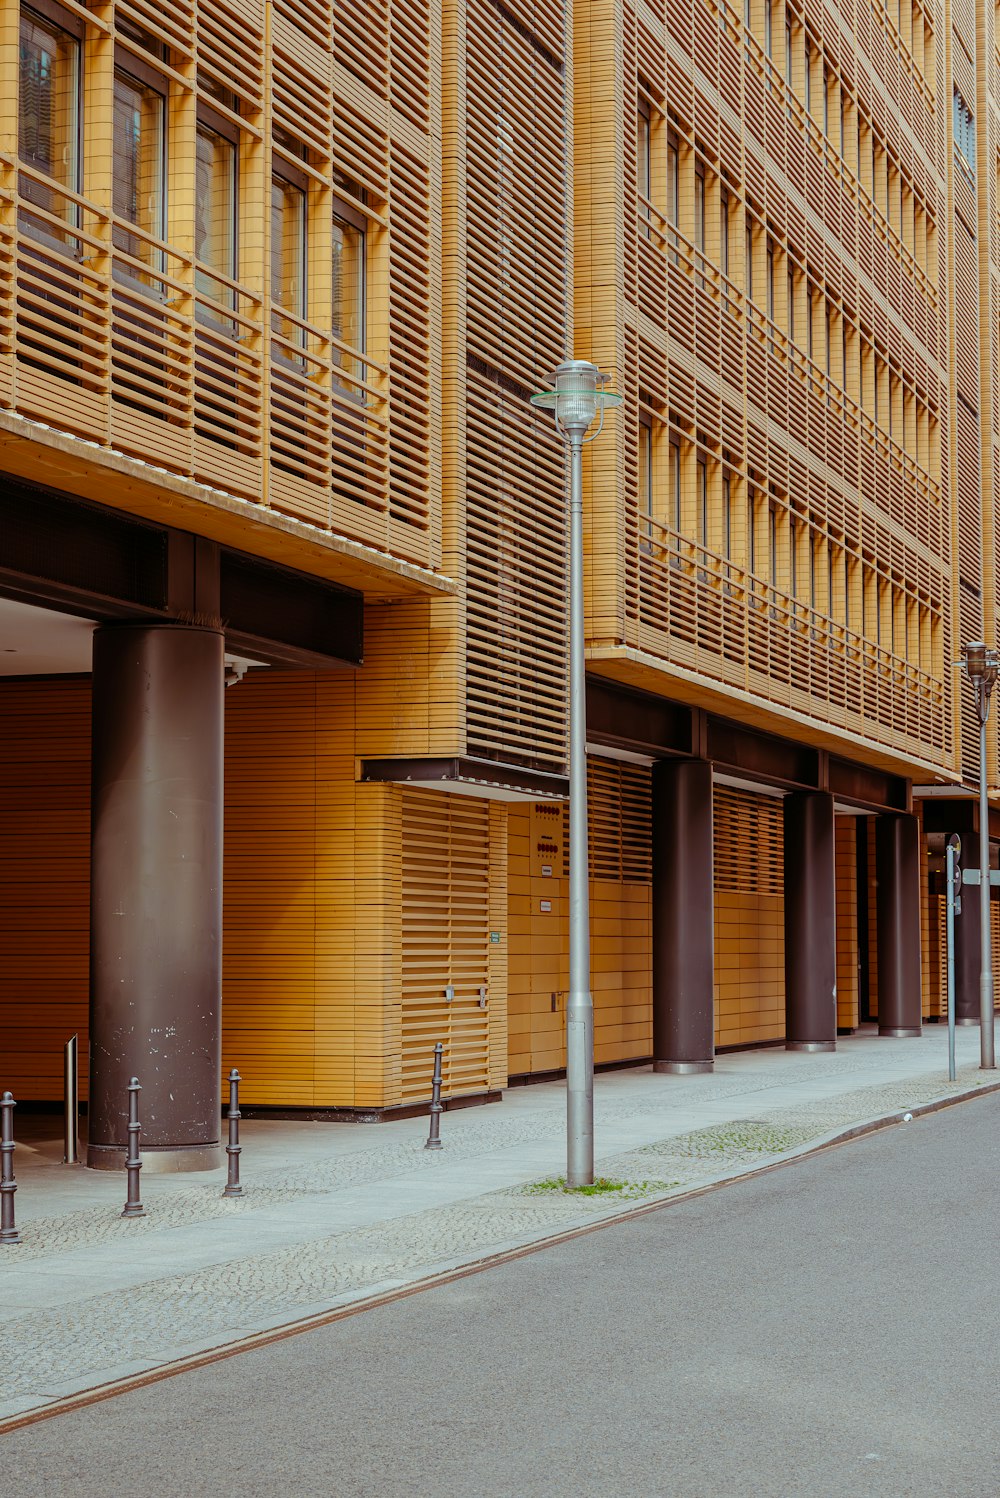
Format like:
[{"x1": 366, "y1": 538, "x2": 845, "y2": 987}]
[
  {"x1": 567, "y1": 431, "x2": 594, "y2": 1187},
  {"x1": 63, "y1": 1034, "x2": 78, "y2": 1165},
  {"x1": 979, "y1": 702, "x2": 995, "y2": 1069},
  {"x1": 0, "y1": 1092, "x2": 19, "y2": 1245},
  {"x1": 425, "y1": 1042, "x2": 444, "y2": 1150},
  {"x1": 946, "y1": 836, "x2": 958, "y2": 1082},
  {"x1": 223, "y1": 1069, "x2": 243, "y2": 1197},
  {"x1": 121, "y1": 1077, "x2": 146, "y2": 1219}
]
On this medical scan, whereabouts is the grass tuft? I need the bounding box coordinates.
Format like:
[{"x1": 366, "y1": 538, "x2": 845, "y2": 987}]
[{"x1": 523, "y1": 1176, "x2": 678, "y2": 1199}]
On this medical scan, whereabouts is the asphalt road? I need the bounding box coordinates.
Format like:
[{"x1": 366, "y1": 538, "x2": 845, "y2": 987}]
[{"x1": 8, "y1": 1094, "x2": 1000, "y2": 1498}]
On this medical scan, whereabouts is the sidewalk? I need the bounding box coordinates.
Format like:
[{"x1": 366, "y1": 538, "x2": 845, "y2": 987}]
[{"x1": 2, "y1": 1024, "x2": 996, "y2": 1425}]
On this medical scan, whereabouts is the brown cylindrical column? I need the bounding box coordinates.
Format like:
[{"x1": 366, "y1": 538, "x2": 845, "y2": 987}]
[
  {"x1": 652, "y1": 758, "x2": 714, "y2": 1073},
  {"x1": 784, "y1": 791, "x2": 837, "y2": 1051},
  {"x1": 955, "y1": 827, "x2": 984, "y2": 1024},
  {"x1": 88, "y1": 623, "x2": 224, "y2": 1171},
  {"x1": 875, "y1": 812, "x2": 922, "y2": 1037}
]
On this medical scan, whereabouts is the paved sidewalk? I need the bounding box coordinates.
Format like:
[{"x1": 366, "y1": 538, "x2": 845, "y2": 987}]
[{"x1": 1, "y1": 1024, "x2": 996, "y2": 1424}]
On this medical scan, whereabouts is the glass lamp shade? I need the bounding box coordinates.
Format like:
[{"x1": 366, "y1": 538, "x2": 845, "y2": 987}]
[
  {"x1": 964, "y1": 641, "x2": 988, "y2": 680},
  {"x1": 531, "y1": 358, "x2": 624, "y2": 435}
]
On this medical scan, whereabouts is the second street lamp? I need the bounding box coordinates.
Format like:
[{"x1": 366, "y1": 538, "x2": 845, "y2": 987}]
[
  {"x1": 960, "y1": 640, "x2": 999, "y2": 1070},
  {"x1": 530, "y1": 360, "x2": 623, "y2": 1187}
]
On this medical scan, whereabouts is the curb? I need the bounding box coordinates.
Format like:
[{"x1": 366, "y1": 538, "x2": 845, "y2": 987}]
[{"x1": 3, "y1": 1074, "x2": 999, "y2": 1435}]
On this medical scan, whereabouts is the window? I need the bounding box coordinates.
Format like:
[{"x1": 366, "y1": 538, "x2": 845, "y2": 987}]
[
  {"x1": 669, "y1": 438, "x2": 681, "y2": 532},
  {"x1": 113, "y1": 65, "x2": 165, "y2": 259},
  {"x1": 787, "y1": 266, "x2": 795, "y2": 340},
  {"x1": 18, "y1": 6, "x2": 81, "y2": 219},
  {"x1": 638, "y1": 416, "x2": 653, "y2": 550},
  {"x1": 696, "y1": 456, "x2": 707, "y2": 546},
  {"x1": 785, "y1": 18, "x2": 792, "y2": 87},
  {"x1": 195, "y1": 118, "x2": 237, "y2": 300},
  {"x1": 804, "y1": 37, "x2": 812, "y2": 114},
  {"x1": 769, "y1": 503, "x2": 777, "y2": 584},
  {"x1": 694, "y1": 163, "x2": 705, "y2": 256},
  {"x1": 745, "y1": 221, "x2": 754, "y2": 299},
  {"x1": 748, "y1": 490, "x2": 757, "y2": 574},
  {"x1": 954, "y1": 89, "x2": 975, "y2": 176},
  {"x1": 766, "y1": 240, "x2": 775, "y2": 321},
  {"x1": 667, "y1": 134, "x2": 679, "y2": 263},
  {"x1": 637, "y1": 103, "x2": 651, "y2": 239},
  {"x1": 765, "y1": 0, "x2": 773, "y2": 57},
  {"x1": 271, "y1": 170, "x2": 307, "y2": 332},
  {"x1": 720, "y1": 189, "x2": 730, "y2": 278},
  {"x1": 823, "y1": 67, "x2": 830, "y2": 136},
  {"x1": 722, "y1": 472, "x2": 732, "y2": 561},
  {"x1": 331, "y1": 202, "x2": 366, "y2": 376},
  {"x1": 789, "y1": 516, "x2": 798, "y2": 596}
]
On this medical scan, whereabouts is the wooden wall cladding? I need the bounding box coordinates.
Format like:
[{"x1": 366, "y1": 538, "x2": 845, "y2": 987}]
[
  {"x1": 0, "y1": 0, "x2": 442, "y2": 574},
  {"x1": 462, "y1": 0, "x2": 571, "y2": 775},
  {"x1": 577, "y1": 0, "x2": 956, "y2": 776},
  {"x1": 507, "y1": 759, "x2": 653, "y2": 1078},
  {"x1": 0, "y1": 679, "x2": 90, "y2": 1101},
  {"x1": 223, "y1": 671, "x2": 410, "y2": 1110},
  {"x1": 834, "y1": 815, "x2": 860, "y2": 1030},
  {"x1": 399, "y1": 789, "x2": 507, "y2": 1104},
  {"x1": 713, "y1": 785, "x2": 785, "y2": 1046}
]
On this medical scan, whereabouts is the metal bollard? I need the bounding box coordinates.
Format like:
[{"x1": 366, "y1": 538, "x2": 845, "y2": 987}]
[
  {"x1": 0, "y1": 1092, "x2": 20, "y2": 1245},
  {"x1": 222, "y1": 1069, "x2": 243, "y2": 1198},
  {"x1": 63, "y1": 1034, "x2": 79, "y2": 1165},
  {"x1": 121, "y1": 1077, "x2": 146, "y2": 1219},
  {"x1": 425, "y1": 1042, "x2": 444, "y2": 1150}
]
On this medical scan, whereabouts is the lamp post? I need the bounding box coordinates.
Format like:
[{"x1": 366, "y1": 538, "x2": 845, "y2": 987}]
[
  {"x1": 531, "y1": 359, "x2": 623, "y2": 1186},
  {"x1": 960, "y1": 640, "x2": 999, "y2": 1069}
]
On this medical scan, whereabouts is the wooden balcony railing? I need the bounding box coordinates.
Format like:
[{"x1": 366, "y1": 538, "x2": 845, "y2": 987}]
[
  {"x1": 0, "y1": 162, "x2": 427, "y2": 569},
  {"x1": 633, "y1": 516, "x2": 947, "y2": 761}
]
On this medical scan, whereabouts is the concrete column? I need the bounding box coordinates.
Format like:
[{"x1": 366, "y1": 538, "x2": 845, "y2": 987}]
[
  {"x1": 955, "y1": 829, "x2": 984, "y2": 1024},
  {"x1": 652, "y1": 758, "x2": 714, "y2": 1073},
  {"x1": 783, "y1": 792, "x2": 837, "y2": 1051},
  {"x1": 875, "y1": 812, "x2": 922, "y2": 1037},
  {"x1": 88, "y1": 623, "x2": 224, "y2": 1170}
]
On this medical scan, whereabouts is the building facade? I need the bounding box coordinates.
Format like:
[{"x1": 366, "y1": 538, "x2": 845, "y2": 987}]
[{"x1": 0, "y1": 0, "x2": 994, "y2": 1161}]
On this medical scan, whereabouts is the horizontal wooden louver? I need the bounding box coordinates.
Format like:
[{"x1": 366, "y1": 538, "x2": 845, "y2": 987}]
[
  {"x1": 1, "y1": 0, "x2": 439, "y2": 576},
  {"x1": 591, "y1": 0, "x2": 954, "y2": 776},
  {"x1": 587, "y1": 758, "x2": 652, "y2": 883},
  {"x1": 713, "y1": 786, "x2": 783, "y2": 897},
  {"x1": 400, "y1": 791, "x2": 492, "y2": 1105},
  {"x1": 464, "y1": 0, "x2": 570, "y2": 774}
]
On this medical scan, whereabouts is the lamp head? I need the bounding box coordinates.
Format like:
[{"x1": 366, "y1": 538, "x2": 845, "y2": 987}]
[
  {"x1": 963, "y1": 641, "x2": 988, "y2": 681},
  {"x1": 531, "y1": 359, "x2": 624, "y2": 438}
]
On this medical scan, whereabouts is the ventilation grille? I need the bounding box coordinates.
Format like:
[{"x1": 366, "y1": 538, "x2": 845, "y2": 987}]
[
  {"x1": 587, "y1": 758, "x2": 652, "y2": 883},
  {"x1": 713, "y1": 785, "x2": 783, "y2": 897}
]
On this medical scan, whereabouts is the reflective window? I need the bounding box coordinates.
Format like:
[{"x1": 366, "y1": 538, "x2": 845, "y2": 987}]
[
  {"x1": 331, "y1": 212, "x2": 364, "y2": 350},
  {"x1": 271, "y1": 173, "x2": 307, "y2": 328},
  {"x1": 195, "y1": 122, "x2": 237, "y2": 296},
  {"x1": 18, "y1": 7, "x2": 80, "y2": 217},
  {"x1": 113, "y1": 68, "x2": 165, "y2": 256}
]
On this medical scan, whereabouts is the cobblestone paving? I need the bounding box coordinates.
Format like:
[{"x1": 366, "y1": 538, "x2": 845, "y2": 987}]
[
  {"x1": 5, "y1": 1051, "x2": 917, "y2": 1262},
  {"x1": 1, "y1": 1060, "x2": 991, "y2": 1406}
]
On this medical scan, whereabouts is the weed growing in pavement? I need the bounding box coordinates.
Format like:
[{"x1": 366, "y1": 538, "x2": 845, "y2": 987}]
[{"x1": 522, "y1": 1176, "x2": 679, "y2": 1199}]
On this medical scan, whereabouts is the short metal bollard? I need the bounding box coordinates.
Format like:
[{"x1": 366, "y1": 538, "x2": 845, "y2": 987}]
[
  {"x1": 0, "y1": 1092, "x2": 20, "y2": 1245},
  {"x1": 223, "y1": 1068, "x2": 243, "y2": 1198},
  {"x1": 121, "y1": 1077, "x2": 146, "y2": 1219},
  {"x1": 425, "y1": 1042, "x2": 444, "y2": 1150},
  {"x1": 63, "y1": 1034, "x2": 79, "y2": 1165}
]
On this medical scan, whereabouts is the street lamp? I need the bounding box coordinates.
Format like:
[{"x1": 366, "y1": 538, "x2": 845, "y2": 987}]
[
  {"x1": 531, "y1": 359, "x2": 623, "y2": 1186},
  {"x1": 960, "y1": 640, "x2": 999, "y2": 1069}
]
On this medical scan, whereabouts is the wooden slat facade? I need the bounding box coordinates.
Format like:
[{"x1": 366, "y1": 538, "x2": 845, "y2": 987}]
[
  {"x1": 0, "y1": 0, "x2": 443, "y2": 580},
  {"x1": 578, "y1": 0, "x2": 962, "y2": 784},
  {"x1": 1, "y1": 0, "x2": 997, "y2": 1108}
]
